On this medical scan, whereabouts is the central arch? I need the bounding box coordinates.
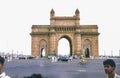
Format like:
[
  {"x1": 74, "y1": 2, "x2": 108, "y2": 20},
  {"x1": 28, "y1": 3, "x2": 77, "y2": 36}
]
[
  {"x1": 58, "y1": 36, "x2": 72, "y2": 56},
  {"x1": 58, "y1": 38, "x2": 70, "y2": 56}
]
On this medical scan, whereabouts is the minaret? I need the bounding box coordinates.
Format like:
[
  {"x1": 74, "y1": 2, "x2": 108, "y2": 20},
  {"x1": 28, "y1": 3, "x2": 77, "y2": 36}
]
[
  {"x1": 75, "y1": 8, "x2": 80, "y2": 17},
  {"x1": 50, "y1": 9, "x2": 55, "y2": 25},
  {"x1": 75, "y1": 8, "x2": 80, "y2": 25},
  {"x1": 50, "y1": 9, "x2": 55, "y2": 18}
]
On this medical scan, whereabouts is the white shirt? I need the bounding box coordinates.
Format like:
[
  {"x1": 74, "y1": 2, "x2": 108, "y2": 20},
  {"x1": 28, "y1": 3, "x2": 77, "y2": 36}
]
[
  {"x1": 115, "y1": 74, "x2": 120, "y2": 78},
  {"x1": 0, "y1": 72, "x2": 11, "y2": 78},
  {"x1": 106, "y1": 73, "x2": 120, "y2": 78}
]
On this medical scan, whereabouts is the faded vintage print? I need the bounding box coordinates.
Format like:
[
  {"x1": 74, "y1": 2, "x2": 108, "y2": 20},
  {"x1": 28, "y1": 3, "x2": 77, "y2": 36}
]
[{"x1": 0, "y1": 0, "x2": 120, "y2": 78}]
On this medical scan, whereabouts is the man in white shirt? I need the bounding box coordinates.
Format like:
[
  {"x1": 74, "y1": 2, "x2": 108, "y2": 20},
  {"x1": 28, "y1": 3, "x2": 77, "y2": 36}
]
[
  {"x1": 103, "y1": 59, "x2": 120, "y2": 78},
  {"x1": 0, "y1": 56, "x2": 11, "y2": 78}
]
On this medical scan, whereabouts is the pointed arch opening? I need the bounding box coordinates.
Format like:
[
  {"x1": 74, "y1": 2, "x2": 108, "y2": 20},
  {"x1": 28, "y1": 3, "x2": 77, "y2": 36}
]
[
  {"x1": 41, "y1": 48, "x2": 45, "y2": 57},
  {"x1": 40, "y1": 39, "x2": 47, "y2": 57},
  {"x1": 58, "y1": 36, "x2": 72, "y2": 56},
  {"x1": 83, "y1": 39, "x2": 92, "y2": 58},
  {"x1": 85, "y1": 48, "x2": 90, "y2": 57}
]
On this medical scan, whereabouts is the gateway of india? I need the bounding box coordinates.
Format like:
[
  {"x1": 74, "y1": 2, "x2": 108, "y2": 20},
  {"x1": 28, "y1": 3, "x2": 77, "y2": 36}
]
[{"x1": 30, "y1": 9, "x2": 100, "y2": 58}]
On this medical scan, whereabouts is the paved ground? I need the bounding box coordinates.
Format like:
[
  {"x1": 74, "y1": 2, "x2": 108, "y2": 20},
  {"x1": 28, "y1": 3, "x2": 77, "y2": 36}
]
[{"x1": 3, "y1": 58, "x2": 120, "y2": 78}]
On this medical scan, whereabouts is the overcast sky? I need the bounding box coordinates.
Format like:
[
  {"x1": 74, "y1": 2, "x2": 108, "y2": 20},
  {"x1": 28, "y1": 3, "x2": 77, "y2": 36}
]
[{"x1": 0, "y1": 0, "x2": 120, "y2": 56}]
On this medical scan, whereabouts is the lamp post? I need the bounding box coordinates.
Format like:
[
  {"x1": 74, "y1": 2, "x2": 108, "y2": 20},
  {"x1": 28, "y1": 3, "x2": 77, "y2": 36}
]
[
  {"x1": 111, "y1": 50, "x2": 113, "y2": 57},
  {"x1": 119, "y1": 50, "x2": 120, "y2": 57},
  {"x1": 11, "y1": 50, "x2": 13, "y2": 60},
  {"x1": 21, "y1": 51, "x2": 23, "y2": 55},
  {"x1": 17, "y1": 51, "x2": 18, "y2": 58},
  {"x1": 104, "y1": 51, "x2": 106, "y2": 57}
]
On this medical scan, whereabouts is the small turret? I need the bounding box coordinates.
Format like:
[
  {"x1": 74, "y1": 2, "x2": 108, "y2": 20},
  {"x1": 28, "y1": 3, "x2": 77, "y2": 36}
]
[
  {"x1": 50, "y1": 9, "x2": 55, "y2": 18},
  {"x1": 75, "y1": 8, "x2": 80, "y2": 17}
]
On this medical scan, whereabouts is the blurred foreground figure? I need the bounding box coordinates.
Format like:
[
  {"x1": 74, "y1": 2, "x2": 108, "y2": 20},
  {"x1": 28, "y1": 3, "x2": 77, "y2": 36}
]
[
  {"x1": 103, "y1": 59, "x2": 120, "y2": 78},
  {"x1": 24, "y1": 73, "x2": 43, "y2": 78},
  {"x1": 0, "y1": 56, "x2": 11, "y2": 78}
]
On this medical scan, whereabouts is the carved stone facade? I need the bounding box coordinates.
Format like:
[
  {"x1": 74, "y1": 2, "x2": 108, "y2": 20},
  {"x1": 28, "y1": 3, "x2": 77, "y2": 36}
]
[{"x1": 30, "y1": 9, "x2": 100, "y2": 57}]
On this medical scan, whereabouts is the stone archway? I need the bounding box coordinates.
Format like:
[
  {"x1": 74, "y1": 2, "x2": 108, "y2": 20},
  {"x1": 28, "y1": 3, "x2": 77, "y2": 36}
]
[
  {"x1": 58, "y1": 36, "x2": 72, "y2": 56},
  {"x1": 30, "y1": 9, "x2": 99, "y2": 57}
]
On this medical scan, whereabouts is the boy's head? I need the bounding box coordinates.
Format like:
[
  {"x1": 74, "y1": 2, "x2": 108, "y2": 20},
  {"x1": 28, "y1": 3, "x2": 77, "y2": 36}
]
[
  {"x1": 103, "y1": 59, "x2": 116, "y2": 68},
  {"x1": 103, "y1": 59, "x2": 116, "y2": 74}
]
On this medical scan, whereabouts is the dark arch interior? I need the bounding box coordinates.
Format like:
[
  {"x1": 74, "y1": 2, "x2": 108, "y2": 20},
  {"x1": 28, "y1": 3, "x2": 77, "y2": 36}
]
[{"x1": 85, "y1": 48, "x2": 90, "y2": 57}]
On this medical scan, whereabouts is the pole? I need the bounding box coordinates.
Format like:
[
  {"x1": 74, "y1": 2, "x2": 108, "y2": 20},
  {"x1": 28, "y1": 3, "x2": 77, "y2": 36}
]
[
  {"x1": 104, "y1": 50, "x2": 106, "y2": 57},
  {"x1": 119, "y1": 50, "x2": 120, "y2": 57},
  {"x1": 11, "y1": 50, "x2": 13, "y2": 60},
  {"x1": 17, "y1": 51, "x2": 18, "y2": 58},
  {"x1": 111, "y1": 50, "x2": 113, "y2": 57}
]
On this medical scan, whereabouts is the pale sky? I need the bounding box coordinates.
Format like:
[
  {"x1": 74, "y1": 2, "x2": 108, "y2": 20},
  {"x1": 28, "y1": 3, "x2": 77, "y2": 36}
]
[{"x1": 0, "y1": 0, "x2": 120, "y2": 56}]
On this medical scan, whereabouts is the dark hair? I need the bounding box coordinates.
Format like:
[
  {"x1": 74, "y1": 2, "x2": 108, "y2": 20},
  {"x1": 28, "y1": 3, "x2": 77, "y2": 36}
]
[
  {"x1": 24, "y1": 74, "x2": 42, "y2": 78},
  {"x1": 0, "y1": 56, "x2": 5, "y2": 64},
  {"x1": 103, "y1": 59, "x2": 116, "y2": 68}
]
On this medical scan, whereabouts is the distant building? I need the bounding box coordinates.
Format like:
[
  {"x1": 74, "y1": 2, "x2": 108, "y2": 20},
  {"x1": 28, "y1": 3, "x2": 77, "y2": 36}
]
[{"x1": 30, "y1": 9, "x2": 100, "y2": 57}]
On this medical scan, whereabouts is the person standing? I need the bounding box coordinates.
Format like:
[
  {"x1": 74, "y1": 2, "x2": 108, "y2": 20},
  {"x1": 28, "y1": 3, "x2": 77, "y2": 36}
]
[
  {"x1": 103, "y1": 59, "x2": 120, "y2": 78},
  {"x1": 0, "y1": 56, "x2": 11, "y2": 78}
]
